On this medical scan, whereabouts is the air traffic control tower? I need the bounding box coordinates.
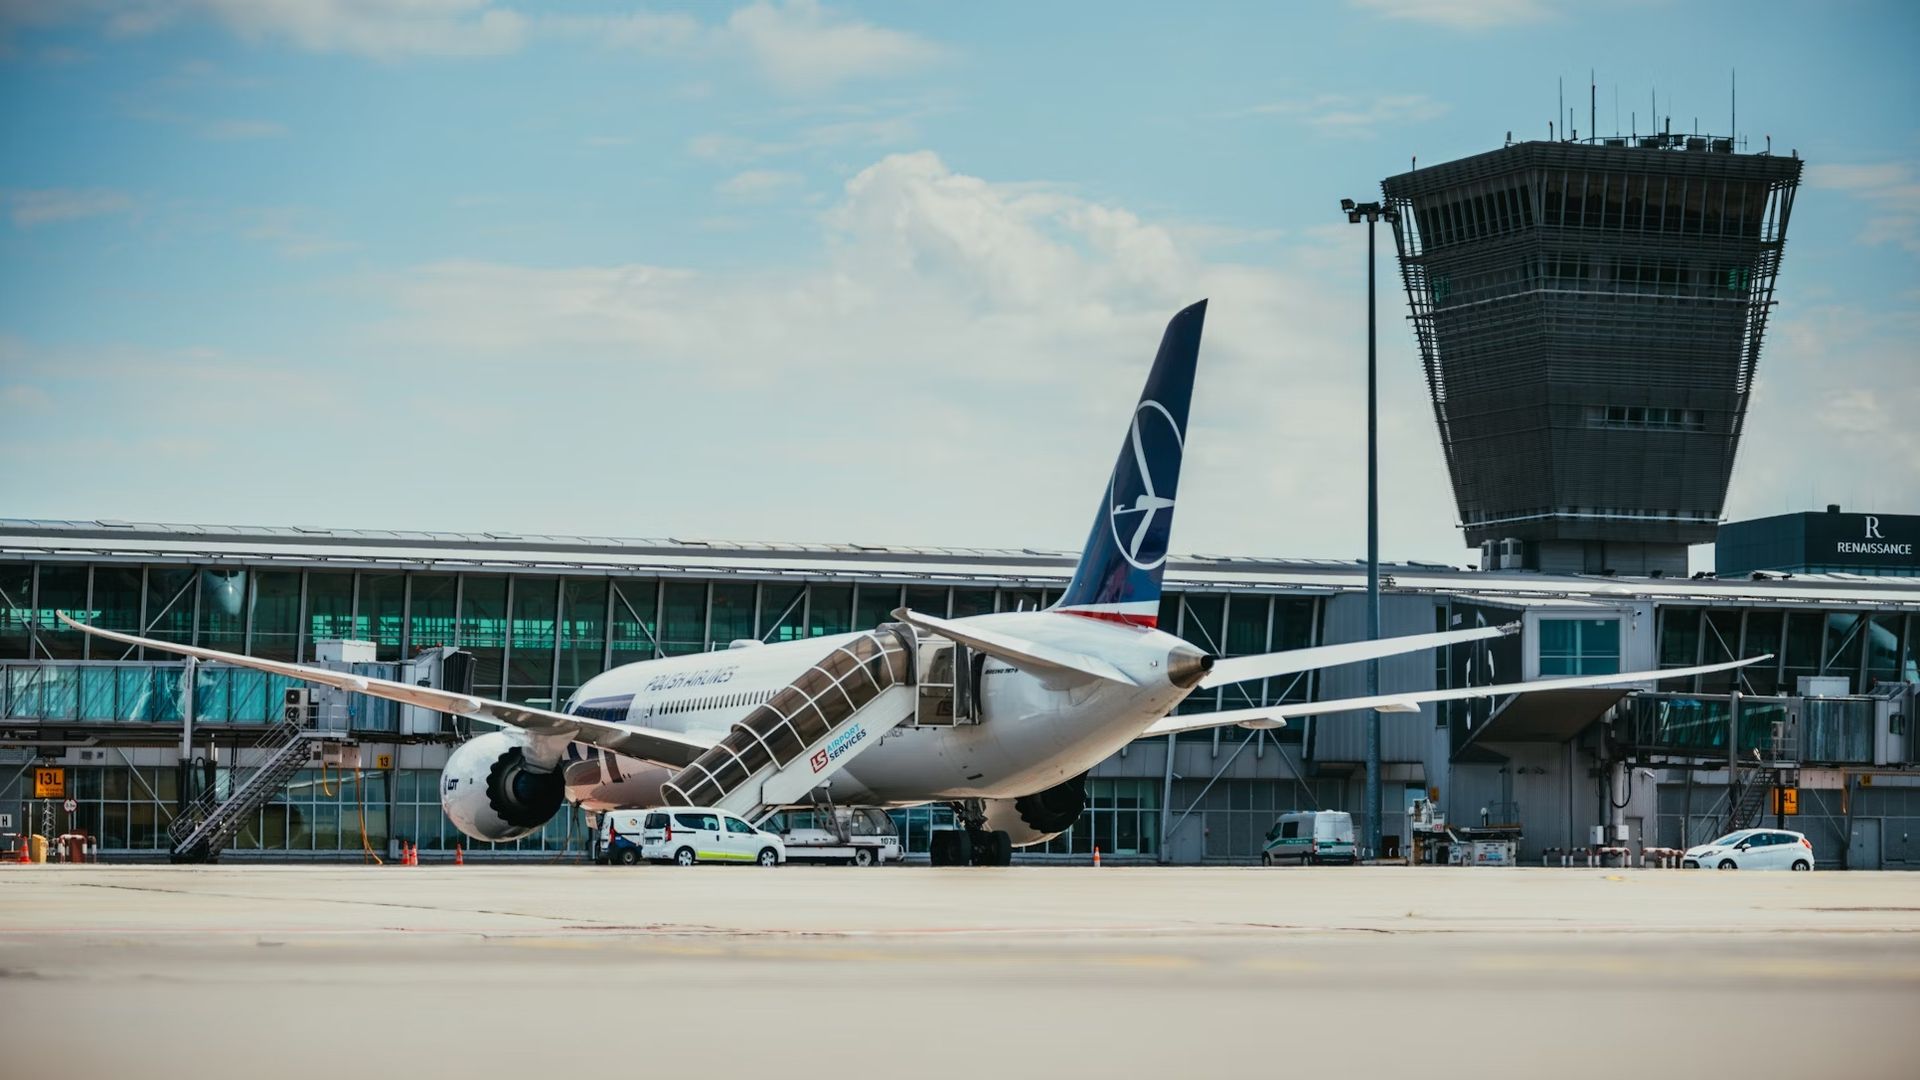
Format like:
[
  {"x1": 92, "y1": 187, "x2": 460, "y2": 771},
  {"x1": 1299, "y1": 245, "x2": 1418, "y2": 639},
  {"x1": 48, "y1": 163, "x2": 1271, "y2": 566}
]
[{"x1": 1382, "y1": 132, "x2": 1802, "y2": 576}]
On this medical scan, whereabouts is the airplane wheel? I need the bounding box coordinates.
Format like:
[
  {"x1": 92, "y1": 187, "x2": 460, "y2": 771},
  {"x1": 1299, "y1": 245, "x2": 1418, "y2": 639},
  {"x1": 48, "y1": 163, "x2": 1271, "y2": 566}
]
[
  {"x1": 985, "y1": 830, "x2": 1012, "y2": 867},
  {"x1": 928, "y1": 831, "x2": 949, "y2": 866},
  {"x1": 853, "y1": 847, "x2": 875, "y2": 867},
  {"x1": 949, "y1": 830, "x2": 974, "y2": 867},
  {"x1": 675, "y1": 847, "x2": 697, "y2": 866}
]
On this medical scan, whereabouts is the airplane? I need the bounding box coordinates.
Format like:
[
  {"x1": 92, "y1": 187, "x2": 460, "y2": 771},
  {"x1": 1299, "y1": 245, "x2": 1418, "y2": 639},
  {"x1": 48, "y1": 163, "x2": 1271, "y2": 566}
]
[{"x1": 61, "y1": 299, "x2": 1764, "y2": 866}]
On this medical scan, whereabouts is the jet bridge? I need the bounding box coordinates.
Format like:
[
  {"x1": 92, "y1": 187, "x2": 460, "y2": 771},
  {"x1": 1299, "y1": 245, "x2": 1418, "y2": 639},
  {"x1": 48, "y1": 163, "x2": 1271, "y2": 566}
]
[{"x1": 661, "y1": 623, "x2": 921, "y2": 823}]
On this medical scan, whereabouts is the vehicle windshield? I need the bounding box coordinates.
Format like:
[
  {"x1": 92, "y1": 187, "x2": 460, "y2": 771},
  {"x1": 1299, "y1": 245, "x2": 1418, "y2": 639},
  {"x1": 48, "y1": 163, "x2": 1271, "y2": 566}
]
[{"x1": 1707, "y1": 831, "x2": 1750, "y2": 847}]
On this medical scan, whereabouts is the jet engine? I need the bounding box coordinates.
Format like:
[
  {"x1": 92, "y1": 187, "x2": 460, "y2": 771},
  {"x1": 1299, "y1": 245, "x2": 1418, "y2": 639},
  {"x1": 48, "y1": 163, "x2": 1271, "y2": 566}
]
[
  {"x1": 983, "y1": 773, "x2": 1088, "y2": 847},
  {"x1": 440, "y1": 731, "x2": 566, "y2": 843}
]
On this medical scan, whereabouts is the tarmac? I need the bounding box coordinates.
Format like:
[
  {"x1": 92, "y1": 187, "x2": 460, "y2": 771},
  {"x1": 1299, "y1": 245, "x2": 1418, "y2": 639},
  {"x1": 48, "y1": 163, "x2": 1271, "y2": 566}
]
[{"x1": 2, "y1": 864, "x2": 1916, "y2": 1079}]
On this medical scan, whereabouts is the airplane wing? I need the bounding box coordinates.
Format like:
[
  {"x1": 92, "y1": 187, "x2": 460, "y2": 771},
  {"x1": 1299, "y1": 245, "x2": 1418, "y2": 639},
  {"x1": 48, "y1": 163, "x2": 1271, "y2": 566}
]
[
  {"x1": 1200, "y1": 623, "x2": 1516, "y2": 689},
  {"x1": 1143, "y1": 654, "x2": 1772, "y2": 737},
  {"x1": 890, "y1": 608, "x2": 1139, "y2": 687},
  {"x1": 55, "y1": 614, "x2": 714, "y2": 767}
]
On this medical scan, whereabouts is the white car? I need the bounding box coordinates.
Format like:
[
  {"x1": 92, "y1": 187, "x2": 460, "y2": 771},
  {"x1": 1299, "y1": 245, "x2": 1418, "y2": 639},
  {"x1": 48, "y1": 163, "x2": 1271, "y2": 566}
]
[
  {"x1": 1683, "y1": 828, "x2": 1814, "y2": 871},
  {"x1": 636, "y1": 808, "x2": 786, "y2": 867}
]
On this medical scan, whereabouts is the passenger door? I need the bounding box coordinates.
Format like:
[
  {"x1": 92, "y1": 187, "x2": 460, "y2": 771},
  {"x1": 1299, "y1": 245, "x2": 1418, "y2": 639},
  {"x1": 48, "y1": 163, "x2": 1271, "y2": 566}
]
[
  {"x1": 1739, "y1": 831, "x2": 1776, "y2": 869},
  {"x1": 674, "y1": 812, "x2": 723, "y2": 860},
  {"x1": 722, "y1": 815, "x2": 763, "y2": 861}
]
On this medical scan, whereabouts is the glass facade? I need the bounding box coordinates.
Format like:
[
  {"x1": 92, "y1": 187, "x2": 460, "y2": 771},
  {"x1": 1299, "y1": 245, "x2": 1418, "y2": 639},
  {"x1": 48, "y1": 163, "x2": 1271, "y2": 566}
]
[
  {"x1": 1656, "y1": 605, "x2": 1916, "y2": 695},
  {"x1": 4, "y1": 556, "x2": 1912, "y2": 860},
  {"x1": 1538, "y1": 617, "x2": 1621, "y2": 676}
]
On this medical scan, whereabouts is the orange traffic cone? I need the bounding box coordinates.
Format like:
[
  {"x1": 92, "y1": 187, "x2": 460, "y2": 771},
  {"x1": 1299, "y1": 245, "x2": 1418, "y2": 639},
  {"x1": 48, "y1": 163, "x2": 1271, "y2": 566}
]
[
  {"x1": 454, "y1": 845, "x2": 464, "y2": 867},
  {"x1": 1093, "y1": 845, "x2": 1102, "y2": 868},
  {"x1": 408, "y1": 843, "x2": 418, "y2": 866},
  {"x1": 15, "y1": 839, "x2": 27, "y2": 864}
]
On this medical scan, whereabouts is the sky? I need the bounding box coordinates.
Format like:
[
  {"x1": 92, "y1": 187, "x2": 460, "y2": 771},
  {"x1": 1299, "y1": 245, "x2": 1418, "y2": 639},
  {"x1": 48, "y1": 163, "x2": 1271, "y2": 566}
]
[{"x1": 1, "y1": 0, "x2": 1916, "y2": 569}]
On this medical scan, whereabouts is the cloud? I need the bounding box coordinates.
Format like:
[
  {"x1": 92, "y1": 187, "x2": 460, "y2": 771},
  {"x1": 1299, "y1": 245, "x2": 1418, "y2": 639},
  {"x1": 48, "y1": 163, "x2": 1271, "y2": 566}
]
[
  {"x1": 1232, "y1": 93, "x2": 1449, "y2": 137},
  {"x1": 717, "y1": 169, "x2": 804, "y2": 201},
  {"x1": 1, "y1": 384, "x2": 54, "y2": 413},
  {"x1": 201, "y1": 118, "x2": 287, "y2": 140},
  {"x1": 724, "y1": 0, "x2": 945, "y2": 93},
  {"x1": 356, "y1": 151, "x2": 1461, "y2": 557},
  {"x1": 1808, "y1": 161, "x2": 1920, "y2": 253},
  {"x1": 11, "y1": 0, "x2": 533, "y2": 59},
  {"x1": 1728, "y1": 304, "x2": 1920, "y2": 520},
  {"x1": 688, "y1": 114, "x2": 918, "y2": 164},
  {"x1": 4, "y1": 187, "x2": 132, "y2": 227},
  {"x1": 236, "y1": 207, "x2": 354, "y2": 258},
  {"x1": 195, "y1": 0, "x2": 528, "y2": 58},
  {"x1": 8, "y1": 0, "x2": 942, "y2": 85},
  {"x1": 1348, "y1": 0, "x2": 1551, "y2": 29}
]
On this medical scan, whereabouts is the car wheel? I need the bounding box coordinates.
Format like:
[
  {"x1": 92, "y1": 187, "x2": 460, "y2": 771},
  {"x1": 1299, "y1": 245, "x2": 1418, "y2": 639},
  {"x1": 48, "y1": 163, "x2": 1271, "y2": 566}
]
[
  {"x1": 757, "y1": 847, "x2": 779, "y2": 867},
  {"x1": 853, "y1": 847, "x2": 875, "y2": 867},
  {"x1": 1792, "y1": 859, "x2": 1811, "y2": 871},
  {"x1": 674, "y1": 847, "x2": 697, "y2": 866},
  {"x1": 1261, "y1": 852, "x2": 1274, "y2": 867},
  {"x1": 1718, "y1": 858, "x2": 1738, "y2": 870},
  {"x1": 616, "y1": 848, "x2": 641, "y2": 866}
]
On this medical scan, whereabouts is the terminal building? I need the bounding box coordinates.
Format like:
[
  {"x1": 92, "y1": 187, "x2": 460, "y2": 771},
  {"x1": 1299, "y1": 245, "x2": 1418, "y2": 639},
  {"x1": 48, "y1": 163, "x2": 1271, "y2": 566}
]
[
  {"x1": 6, "y1": 131, "x2": 1917, "y2": 869},
  {"x1": 2, "y1": 519, "x2": 1916, "y2": 867}
]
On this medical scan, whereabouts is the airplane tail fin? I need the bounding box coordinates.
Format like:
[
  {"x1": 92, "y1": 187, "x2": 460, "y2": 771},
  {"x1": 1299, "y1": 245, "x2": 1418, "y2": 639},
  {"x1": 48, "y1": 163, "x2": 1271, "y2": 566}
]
[{"x1": 1052, "y1": 300, "x2": 1207, "y2": 629}]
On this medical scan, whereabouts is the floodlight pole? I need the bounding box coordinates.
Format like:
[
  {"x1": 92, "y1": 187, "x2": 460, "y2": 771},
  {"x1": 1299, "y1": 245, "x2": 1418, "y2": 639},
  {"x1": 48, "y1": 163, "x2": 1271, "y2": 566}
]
[{"x1": 1341, "y1": 197, "x2": 1396, "y2": 860}]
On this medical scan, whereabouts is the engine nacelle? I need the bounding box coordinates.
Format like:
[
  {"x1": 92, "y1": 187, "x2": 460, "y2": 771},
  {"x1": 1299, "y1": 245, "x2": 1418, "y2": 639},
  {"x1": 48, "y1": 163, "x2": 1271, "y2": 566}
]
[
  {"x1": 441, "y1": 731, "x2": 566, "y2": 843},
  {"x1": 984, "y1": 773, "x2": 1089, "y2": 847}
]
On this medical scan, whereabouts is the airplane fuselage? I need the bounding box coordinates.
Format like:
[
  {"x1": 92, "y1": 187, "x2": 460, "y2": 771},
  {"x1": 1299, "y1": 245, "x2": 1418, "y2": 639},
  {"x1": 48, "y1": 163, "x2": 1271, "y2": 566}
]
[{"x1": 561, "y1": 611, "x2": 1199, "y2": 812}]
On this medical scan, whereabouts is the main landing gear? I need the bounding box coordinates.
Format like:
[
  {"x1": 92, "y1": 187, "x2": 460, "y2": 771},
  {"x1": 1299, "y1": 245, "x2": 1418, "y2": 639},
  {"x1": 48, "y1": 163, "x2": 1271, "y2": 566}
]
[{"x1": 929, "y1": 801, "x2": 1013, "y2": 867}]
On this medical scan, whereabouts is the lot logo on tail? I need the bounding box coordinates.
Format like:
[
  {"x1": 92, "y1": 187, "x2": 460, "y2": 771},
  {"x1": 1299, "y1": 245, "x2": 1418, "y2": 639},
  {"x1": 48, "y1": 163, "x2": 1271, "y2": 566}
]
[
  {"x1": 1053, "y1": 300, "x2": 1206, "y2": 628},
  {"x1": 1108, "y1": 399, "x2": 1183, "y2": 571}
]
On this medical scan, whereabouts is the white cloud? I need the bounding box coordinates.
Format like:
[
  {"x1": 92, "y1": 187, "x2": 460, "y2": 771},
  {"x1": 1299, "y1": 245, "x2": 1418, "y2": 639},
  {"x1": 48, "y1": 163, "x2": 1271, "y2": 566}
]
[
  {"x1": 201, "y1": 118, "x2": 287, "y2": 140},
  {"x1": 1809, "y1": 162, "x2": 1920, "y2": 253},
  {"x1": 359, "y1": 151, "x2": 1461, "y2": 558},
  {"x1": 5, "y1": 187, "x2": 132, "y2": 227},
  {"x1": 1728, "y1": 304, "x2": 1920, "y2": 521},
  {"x1": 1234, "y1": 93, "x2": 1449, "y2": 137},
  {"x1": 688, "y1": 114, "x2": 918, "y2": 164},
  {"x1": 1, "y1": 384, "x2": 54, "y2": 413},
  {"x1": 236, "y1": 207, "x2": 354, "y2": 258},
  {"x1": 195, "y1": 0, "x2": 528, "y2": 59},
  {"x1": 10, "y1": 0, "x2": 941, "y2": 85},
  {"x1": 1348, "y1": 0, "x2": 1551, "y2": 29},
  {"x1": 724, "y1": 0, "x2": 945, "y2": 93},
  {"x1": 717, "y1": 169, "x2": 804, "y2": 201}
]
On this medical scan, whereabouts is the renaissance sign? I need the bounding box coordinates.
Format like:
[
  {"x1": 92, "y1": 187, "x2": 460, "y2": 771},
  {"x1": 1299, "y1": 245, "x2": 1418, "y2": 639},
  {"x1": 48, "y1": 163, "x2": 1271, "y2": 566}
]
[{"x1": 1806, "y1": 513, "x2": 1919, "y2": 570}]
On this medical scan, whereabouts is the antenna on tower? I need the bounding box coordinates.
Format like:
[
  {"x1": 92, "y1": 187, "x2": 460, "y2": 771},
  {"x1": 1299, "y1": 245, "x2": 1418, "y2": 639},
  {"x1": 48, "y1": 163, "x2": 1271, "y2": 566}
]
[
  {"x1": 1558, "y1": 77, "x2": 1564, "y2": 142},
  {"x1": 1589, "y1": 69, "x2": 1595, "y2": 145},
  {"x1": 1731, "y1": 68, "x2": 1737, "y2": 147}
]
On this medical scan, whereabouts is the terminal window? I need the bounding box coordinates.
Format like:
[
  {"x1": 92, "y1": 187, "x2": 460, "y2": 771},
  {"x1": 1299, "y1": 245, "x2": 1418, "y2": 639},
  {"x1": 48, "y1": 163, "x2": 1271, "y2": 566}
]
[{"x1": 1539, "y1": 618, "x2": 1621, "y2": 676}]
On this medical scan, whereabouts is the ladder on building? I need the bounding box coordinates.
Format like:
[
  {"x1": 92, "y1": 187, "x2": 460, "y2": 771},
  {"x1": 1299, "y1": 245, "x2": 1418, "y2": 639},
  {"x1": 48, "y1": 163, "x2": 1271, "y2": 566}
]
[
  {"x1": 662, "y1": 624, "x2": 919, "y2": 824},
  {"x1": 168, "y1": 722, "x2": 323, "y2": 863}
]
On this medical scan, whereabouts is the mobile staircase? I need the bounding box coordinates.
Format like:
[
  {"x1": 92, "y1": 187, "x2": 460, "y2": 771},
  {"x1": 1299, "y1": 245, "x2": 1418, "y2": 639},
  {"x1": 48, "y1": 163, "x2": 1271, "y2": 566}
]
[
  {"x1": 1719, "y1": 718, "x2": 1800, "y2": 837},
  {"x1": 168, "y1": 705, "x2": 341, "y2": 863},
  {"x1": 661, "y1": 623, "x2": 921, "y2": 824}
]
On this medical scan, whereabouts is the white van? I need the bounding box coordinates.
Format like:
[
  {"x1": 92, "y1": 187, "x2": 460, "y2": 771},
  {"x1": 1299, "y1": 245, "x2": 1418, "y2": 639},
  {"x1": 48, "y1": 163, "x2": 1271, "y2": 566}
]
[
  {"x1": 614, "y1": 808, "x2": 786, "y2": 866},
  {"x1": 1260, "y1": 810, "x2": 1357, "y2": 865}
]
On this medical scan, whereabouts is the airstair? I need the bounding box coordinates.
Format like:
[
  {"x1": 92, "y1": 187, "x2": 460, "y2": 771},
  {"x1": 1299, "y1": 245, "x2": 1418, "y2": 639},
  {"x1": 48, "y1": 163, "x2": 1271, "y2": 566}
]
[
  {"x1": 168, "y1": 696, "x2": 338, "y2": 863},
  {"x1": 662, "y1": 624, "x2": 920, "y2": 823}
]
